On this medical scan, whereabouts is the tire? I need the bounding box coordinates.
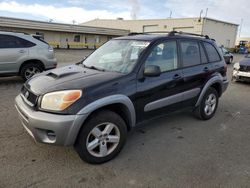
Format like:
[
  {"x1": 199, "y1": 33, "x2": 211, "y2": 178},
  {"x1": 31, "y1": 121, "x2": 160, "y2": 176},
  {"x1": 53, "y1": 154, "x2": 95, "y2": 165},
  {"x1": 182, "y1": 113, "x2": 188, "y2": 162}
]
[
  {"x1": 20, "y1": 63, "x2": 43, "y2": 81},
  {"x1": 74, "y1": 110, "x2": 127, "y2": 164},
  {"x1": 194, "y1": 87, "x2": 219, "y2": 120}
]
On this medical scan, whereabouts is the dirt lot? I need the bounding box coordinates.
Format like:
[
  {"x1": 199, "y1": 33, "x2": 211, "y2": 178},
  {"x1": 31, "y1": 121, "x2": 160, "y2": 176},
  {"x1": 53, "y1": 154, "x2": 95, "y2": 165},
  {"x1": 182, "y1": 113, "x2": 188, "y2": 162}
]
[{"x1": 0, "y1": 52, "x2": 250, "y2": 187}]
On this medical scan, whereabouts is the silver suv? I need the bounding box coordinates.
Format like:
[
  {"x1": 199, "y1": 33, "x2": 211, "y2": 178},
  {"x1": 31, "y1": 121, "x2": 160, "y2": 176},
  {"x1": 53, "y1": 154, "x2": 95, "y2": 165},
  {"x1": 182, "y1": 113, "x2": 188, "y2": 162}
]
[{"x1": 0, "y1": 31, "x2": 57, "y2": 80}]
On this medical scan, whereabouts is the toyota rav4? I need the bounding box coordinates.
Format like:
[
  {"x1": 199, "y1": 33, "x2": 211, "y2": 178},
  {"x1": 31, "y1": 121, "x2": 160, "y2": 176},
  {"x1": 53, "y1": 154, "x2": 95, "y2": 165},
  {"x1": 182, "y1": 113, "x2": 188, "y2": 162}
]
[{"x1": 15, "y1": 31, "x2": 228, "y2": 164}]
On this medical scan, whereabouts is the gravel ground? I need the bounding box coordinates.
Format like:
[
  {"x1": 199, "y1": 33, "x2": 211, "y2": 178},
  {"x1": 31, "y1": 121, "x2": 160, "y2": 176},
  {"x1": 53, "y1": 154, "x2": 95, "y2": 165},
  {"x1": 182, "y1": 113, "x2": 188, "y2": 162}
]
[
  {"x1": 0, "y1": 53, "x2": 250, "y2": 187},
  {"x1": 54, "y1": 49, "x2": 93, "y2": 65}
]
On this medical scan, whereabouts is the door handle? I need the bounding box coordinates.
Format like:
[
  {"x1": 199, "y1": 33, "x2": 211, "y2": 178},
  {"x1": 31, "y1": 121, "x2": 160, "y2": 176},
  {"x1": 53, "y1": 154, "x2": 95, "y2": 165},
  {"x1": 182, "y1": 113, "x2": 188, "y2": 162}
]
[
  {"x1": 203, "y1": 67, "x2": 209, "y2": 72},
  {"x1": 173, "y1": 74, "x2": 182, "y2": 80},
  {"x1": 19, "y1": 50, "x2": 26, "y2": 53}
]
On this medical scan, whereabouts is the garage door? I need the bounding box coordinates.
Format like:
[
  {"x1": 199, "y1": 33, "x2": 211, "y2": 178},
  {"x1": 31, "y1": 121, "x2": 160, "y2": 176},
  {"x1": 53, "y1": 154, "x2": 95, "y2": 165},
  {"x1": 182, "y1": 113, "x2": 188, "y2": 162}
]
[
  {"x1": 143, "y1": 25, "x2": 159, "y2": 32},
  {"x1": 173, "y1": 27, "x2": 195, "y2": 33}
]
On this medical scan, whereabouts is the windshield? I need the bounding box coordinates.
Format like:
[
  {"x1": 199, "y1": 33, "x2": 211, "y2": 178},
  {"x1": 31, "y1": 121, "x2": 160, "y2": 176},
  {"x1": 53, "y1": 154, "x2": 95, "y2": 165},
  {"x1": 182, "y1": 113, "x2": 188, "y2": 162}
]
[{"x1": 83, "y1": 40, "x2": 150, "y2": 73}]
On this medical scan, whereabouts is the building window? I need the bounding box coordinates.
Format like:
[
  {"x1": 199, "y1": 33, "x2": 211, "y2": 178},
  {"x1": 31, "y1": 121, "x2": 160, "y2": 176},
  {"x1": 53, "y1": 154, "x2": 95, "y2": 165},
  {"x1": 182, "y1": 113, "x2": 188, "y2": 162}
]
[
  {"x1": 95, "y1": 36, "x2": 100, "y2": 43},
  {"x1": 74, "y1": 35, "x2": 81, "y2": 42},
  {"x1": 35, "y1": 32, "x2": 44, "y2": 39},
  {"x1": 107, "y1": 36, "x2": 113, "y2": 40}
]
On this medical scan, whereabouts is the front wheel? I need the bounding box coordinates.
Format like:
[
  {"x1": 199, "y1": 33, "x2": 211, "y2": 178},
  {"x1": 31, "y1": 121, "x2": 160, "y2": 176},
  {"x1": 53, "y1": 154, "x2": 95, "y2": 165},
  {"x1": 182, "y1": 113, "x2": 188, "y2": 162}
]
[
  {"x1": 194, "y1": 87, "x2": 219, "y2": 120},
  {"x1": 75, "y1": 110, "x2": 127, "y2": 164}
]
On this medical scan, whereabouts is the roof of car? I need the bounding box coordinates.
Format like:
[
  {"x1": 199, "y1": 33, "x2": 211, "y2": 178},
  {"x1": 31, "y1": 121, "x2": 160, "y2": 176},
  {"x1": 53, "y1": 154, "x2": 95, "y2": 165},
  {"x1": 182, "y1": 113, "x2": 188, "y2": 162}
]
[
  {"x1": 116, "y1": 34, "x2": 164, "y2": 41},
  {"x1": 115, "y1": 32, "x2": 215, "y2": 43}
]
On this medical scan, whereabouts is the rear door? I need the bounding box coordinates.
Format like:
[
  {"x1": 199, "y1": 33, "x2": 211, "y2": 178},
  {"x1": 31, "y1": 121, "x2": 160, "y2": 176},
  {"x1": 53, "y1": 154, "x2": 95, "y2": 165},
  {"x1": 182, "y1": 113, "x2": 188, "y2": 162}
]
[
  {"x1": 0, "y1": 34, "x2": 32, "y2": 74},
  {"x1": 179, "y1": 39, "x2": 211, "y2": 106}
]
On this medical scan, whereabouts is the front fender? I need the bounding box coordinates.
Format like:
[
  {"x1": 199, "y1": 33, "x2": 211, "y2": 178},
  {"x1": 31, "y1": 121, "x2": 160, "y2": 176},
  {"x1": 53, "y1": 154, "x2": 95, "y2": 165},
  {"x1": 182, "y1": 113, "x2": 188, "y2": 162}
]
[
  {"x1": 77, "y1": 94, "x2": 136, "y2": 127},
  {"x1": 65, "y1": 95, "x2": 136, "y2": 146}
]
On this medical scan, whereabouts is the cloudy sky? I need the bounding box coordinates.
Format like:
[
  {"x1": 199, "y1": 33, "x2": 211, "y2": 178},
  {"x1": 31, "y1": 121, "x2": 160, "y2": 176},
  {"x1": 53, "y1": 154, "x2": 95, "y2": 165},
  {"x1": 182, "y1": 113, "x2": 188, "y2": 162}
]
[{"x1": 0, "y1": 0, "x2": 249, "y2": 37}]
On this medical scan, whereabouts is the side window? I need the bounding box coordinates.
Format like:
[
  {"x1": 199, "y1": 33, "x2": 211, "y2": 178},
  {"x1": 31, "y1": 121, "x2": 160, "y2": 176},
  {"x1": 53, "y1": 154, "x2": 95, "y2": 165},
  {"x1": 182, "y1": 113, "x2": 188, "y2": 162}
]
[
  {"x1": 199, "y1": 43, "x2": 208, "y2": 64},
  {"x1": 0, "y1": 35, "x2": 4, "y2": 48},
  {"x1": 74, "y1": 34, "x2": 81, "y2": 42},
  {"x1": 204, "y1": 42, "x2": 221, "y2": 62},
  {"x1": 145, "y1": 41, "x2": 178, "y2": 72},
  {"x1": 0, "y1": 34, "x2": 35, "y2": 48},
  {"x1": 19, "y1": 38, "x2": 36, "y2": 48},
  {"x1": 180, "y1": 40, "x2": 201, "y2": 67}
]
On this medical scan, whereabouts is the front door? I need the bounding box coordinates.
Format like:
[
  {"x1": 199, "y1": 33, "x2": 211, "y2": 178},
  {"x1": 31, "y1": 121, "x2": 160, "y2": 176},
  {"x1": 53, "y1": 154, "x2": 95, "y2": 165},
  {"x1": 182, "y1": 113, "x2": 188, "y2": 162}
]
[{"x1": 136, "y1": 40, "x2": 184, "y2": 122}]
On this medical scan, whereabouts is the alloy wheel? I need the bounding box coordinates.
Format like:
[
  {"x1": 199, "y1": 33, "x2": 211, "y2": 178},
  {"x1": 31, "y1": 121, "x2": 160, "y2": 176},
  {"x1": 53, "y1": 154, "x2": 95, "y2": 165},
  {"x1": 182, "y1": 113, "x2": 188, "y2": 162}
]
[
  {"x1": 24, "y1": 67, "x2": 41, "y2": 80},
  {"x1": 204, "y1": 93, "x2": 217, "y2": 116},
  {"x1": 86, "y1": 122, "x2": 120, "y2": 158}
]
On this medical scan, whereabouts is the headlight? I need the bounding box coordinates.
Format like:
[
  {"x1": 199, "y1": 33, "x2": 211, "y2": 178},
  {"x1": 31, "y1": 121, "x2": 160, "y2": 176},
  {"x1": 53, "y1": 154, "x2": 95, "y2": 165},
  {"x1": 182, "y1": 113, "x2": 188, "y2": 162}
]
[
  {"x1": 41, "y1": 90, "x2": 82, "y2": 111},
  {"x1": 233, "y1": 62, "x2": 240, "y2": 70}
]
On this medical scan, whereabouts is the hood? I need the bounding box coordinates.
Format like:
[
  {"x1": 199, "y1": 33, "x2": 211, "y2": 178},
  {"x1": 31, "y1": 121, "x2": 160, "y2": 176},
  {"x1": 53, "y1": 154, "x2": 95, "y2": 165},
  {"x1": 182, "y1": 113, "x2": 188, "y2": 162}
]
[
  {"x1": 239, "y1": 57, "x2": 250, "y2": 66},
  {"x1": 25, "y1": 65, "x2": 123, "y2": 94}
]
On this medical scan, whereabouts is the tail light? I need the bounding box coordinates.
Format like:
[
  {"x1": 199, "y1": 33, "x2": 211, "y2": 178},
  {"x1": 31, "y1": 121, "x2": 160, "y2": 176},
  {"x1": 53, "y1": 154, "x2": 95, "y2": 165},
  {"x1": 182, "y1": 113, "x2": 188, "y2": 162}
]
[
  {"x1": 48, "y1": 46, "x2": 54, "y2": 52},
  {"x1": 223, "y1": 63, "x2": 227, "y2": 76},
  {"x1": 224, "y1": 63, "x2": 227, "y2": 73}
]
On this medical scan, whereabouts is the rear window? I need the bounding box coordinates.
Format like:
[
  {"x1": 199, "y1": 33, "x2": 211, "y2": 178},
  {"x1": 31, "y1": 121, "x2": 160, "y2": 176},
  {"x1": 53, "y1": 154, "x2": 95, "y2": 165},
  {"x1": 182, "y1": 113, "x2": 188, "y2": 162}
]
[
  {"x1": 180, "y1": 40, "x2": 201, "y2": 67},
  {"x1": 0, "y1": 34, "x2": 36, "y2": 48},
  {"x1": 203, "y1": 42, "x2": 221, "y2": 62}
]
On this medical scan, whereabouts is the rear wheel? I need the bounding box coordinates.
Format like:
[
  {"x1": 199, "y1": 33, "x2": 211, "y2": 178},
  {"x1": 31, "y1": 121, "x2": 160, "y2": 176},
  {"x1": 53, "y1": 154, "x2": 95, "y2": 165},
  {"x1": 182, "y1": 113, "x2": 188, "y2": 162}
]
[
  {"x1": 75, "y1": 110, "x2": 127, "y2": 164},
  {"x1": 20, "y1": 63, "x2": 43, "y2": 81},
  {"x1": 194, "y1": 87, "x2": 219, "y2": 120}
]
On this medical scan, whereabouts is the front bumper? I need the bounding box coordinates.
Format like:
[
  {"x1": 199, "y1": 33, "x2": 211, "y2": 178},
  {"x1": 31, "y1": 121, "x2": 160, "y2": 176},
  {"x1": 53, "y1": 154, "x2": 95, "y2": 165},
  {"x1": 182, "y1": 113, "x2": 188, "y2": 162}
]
[
  {"x1": 15, "y1": 95, "x2": 87, "y2": 146},
  {"x1": 233, "y1": 70, "x2": 250, "y2": 82}
]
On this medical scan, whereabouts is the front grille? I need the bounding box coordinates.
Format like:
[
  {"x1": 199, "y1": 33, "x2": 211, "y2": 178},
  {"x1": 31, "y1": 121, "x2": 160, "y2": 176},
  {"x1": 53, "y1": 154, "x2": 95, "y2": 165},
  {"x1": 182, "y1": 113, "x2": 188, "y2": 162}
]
[
  {"x1": 21, "y1": 86, "x2": 38, "y2": 106},
  {"x1": 239, "y1": 65, "x2": 250, "y2": 72}
]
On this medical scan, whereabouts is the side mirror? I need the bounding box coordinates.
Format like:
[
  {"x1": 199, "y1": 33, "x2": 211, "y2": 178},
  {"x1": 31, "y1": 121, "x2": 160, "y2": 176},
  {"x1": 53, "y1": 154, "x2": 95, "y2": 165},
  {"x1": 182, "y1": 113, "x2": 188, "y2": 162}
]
[
  {"x1": 75, "y1": 56, "x2": 88, "y2": 65},
  {"x1": 144, "y1": 65, "x2": 161, "y2": 77}
]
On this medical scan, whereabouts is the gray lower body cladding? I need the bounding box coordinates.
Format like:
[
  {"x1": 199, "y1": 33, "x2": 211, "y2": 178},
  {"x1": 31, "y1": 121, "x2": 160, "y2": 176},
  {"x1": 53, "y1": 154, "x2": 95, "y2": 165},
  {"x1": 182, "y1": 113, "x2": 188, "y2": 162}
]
[{"x1": 15, "y1": 95, "x2": 87, "y2": 146}]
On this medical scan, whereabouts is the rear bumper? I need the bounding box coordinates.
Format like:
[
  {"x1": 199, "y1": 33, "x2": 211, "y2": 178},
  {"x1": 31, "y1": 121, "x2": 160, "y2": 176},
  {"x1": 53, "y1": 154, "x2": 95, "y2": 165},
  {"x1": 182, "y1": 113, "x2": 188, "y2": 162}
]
[
  {"x1": 15, "y1": 95, "x2": 87, "y2": 146},
  {"x1": 44, "y1": 58, "x2": 57, "y2": 70},
  {"x1": 222, "y1": 78, "x2": 229, "y2": 93}
]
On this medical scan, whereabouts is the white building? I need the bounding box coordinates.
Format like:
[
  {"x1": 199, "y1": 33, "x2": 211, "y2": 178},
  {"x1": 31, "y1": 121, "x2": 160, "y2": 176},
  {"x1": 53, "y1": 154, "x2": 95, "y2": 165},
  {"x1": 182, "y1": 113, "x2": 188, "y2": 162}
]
[
  {"x1": 0, "y1": 16, "x2": 129, "y2": 49},
  {"x1": 82, "y1": 17, "x2": 239, "y2": 48}
]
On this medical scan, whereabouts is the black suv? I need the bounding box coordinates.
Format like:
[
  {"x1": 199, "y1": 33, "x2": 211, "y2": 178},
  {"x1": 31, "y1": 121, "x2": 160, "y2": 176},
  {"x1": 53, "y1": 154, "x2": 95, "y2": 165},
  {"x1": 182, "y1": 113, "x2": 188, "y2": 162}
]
[{"x1": 15, "y1": 31, "x2": 228, "y2": 164}]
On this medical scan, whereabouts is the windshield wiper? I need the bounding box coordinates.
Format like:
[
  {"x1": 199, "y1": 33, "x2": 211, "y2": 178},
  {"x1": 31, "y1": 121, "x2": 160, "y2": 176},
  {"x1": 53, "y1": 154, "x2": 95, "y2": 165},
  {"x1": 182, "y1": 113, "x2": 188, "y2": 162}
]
[{"x1": 83, "y1": 64, "x2": 105, "y2": 72}]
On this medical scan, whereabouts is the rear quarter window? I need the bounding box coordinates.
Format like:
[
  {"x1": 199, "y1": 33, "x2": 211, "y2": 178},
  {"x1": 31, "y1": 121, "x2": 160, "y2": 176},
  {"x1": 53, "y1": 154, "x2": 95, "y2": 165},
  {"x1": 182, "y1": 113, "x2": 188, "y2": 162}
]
[
  {"x1": 33, "y1": 36, "x2": 49, "y2": 45},
  {"x1": 203, "y1": 42, "x2": 221, "y2": 62}
]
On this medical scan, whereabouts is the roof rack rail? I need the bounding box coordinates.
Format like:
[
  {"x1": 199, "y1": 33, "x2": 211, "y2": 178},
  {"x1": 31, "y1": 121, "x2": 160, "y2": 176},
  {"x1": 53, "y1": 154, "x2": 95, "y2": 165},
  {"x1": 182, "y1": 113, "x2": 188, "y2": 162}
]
[
  {"x1": 168, "y1": 31, "x2": 210, "y2": 39},
  {"x1": 128, "y1": 31, "x2": 172, "y2": 36},
  {"x1": 143, "y1": 31, "x2": 172, "y2": 34},
  {"x1": 128, "y1": 32, "x2": 144, "y2": 36},
  {"x1": 127, "y1": 30, "x2": 213, "y2": 41}
]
